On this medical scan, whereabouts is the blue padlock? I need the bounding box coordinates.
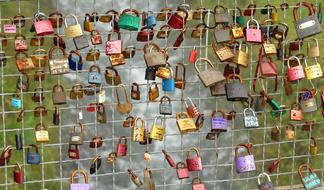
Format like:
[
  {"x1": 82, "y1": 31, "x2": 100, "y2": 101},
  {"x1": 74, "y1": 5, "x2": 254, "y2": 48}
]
[
  {"x1": 88, "y1": 65, "x2": 102, "y2": 85},
  {"x1": 145, "y1": 11, "x2": 157, "y2": 28},
  {"x1": 162, "y1": 78, "x2": 175, "y2": 92},
  {"x1": 11, "y1": 95, "x2": 22, "y2": 109},
  {"x1": 68, "y1": 50, "x2": 83, "y2": 71},
  {"x1": 27, "y1": 144, "x2": 40, "y2": 165}
]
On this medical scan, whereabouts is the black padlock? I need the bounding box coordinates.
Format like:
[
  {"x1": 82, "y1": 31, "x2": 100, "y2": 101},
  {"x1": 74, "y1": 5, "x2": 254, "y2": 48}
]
[
  {"x1": 15, "y1": 133, "x2": 23, "y2": 150},
  {"x1": 145, "y1": 67, "x2": 157, "y2": 80},
  {"x1": 53, "y1": 106, "x2": 60, "y2": 125}
]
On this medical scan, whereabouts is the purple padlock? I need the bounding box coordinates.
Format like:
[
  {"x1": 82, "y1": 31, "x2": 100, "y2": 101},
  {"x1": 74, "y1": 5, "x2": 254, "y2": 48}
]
[
  {"x1": 70, "y1": 169, "x2": 90, "y2": 190},
  {"x1": 211, "y1": 110, "x2": 227, "y2": 132},
  {"x1": 235, "y1": 144, "x2": 256, "y2": 174}
]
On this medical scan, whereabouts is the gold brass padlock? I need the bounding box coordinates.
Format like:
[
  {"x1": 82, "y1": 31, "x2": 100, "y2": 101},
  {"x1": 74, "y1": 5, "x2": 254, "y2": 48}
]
[
  {"x1": 149, "y1": 116, "x2": 165, "y2": 141},
  {"x1": 131, "y1": 117, "x2": 145, "y2": 143},
  {"x1": 270, "y1": 5, "x2": 279, "y2": 21},
  {"x1": 156, "y1": 66, "x2": 171, "y2": 79},
  {"x1": 176, "y1": 112, "x2": 197, "y2": 134},
  {"x1": 157, "y1": 25, "x2": 171, "y2": 39},
  {"x1": 109, "y1": 54, "x2": 126, "y2": 66},
  {"x1": 35, "y1": 123, "x2": 49, "y2": 142},
  {"x1": 307, "y1": 38, "x2": 320, "y2": 58},
  {"x1": 31, "y1": 49, "x2": 47, "y2": 67},
  {"x1": 310, "y1": 137, "x2": 318, "y2": 155},
  {"x1": 83, "y1": 13, "x2": 93, "y2": 32},
  {"x1": 212, "y1": 42, "x2": 234, "y2": 62},
  {"x1": 86, "y1": 48, "x2": 100, "y2": 61},
  {"x1": 233, "y1": 41, "x2": 249, "y2": 68},
  {"x1": 285, "y1": 124, "x2": 295, "y2": 140},
  {"x1": 191, "y1": 23, "x2": 206, "y2": 38},
  {"x1": 263, "y1": 39, "x2": 277, "y2": 55},
  {"x1": 231, "y1": 23, "x2": 244, "y2": 39}
]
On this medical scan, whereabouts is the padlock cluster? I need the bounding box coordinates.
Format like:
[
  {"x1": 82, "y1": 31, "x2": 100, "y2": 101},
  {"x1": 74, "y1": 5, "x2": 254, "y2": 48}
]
[{"x1": 1, "y1": 1, "x2": 324, "y2": 189}]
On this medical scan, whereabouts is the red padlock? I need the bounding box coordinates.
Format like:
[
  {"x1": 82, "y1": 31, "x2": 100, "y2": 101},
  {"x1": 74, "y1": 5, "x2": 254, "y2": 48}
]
[
  {"x1": 290, "y1": 103, "x2": 302, "y2": 121},
  {"x1": 68, "y1": 145, "x2": 80, "y2": 159},
  {"x1": 189, "y1": 47, "x2": 197, "y2": 64},
  {"x1": 245, "y1": 18, "x2": 262, "y2": 43},
  {"x1": 116, "y1": 136, "x2": 127, "y2": 157},
  {"x1": 33, "y1": 12, "x2": 54, "y2": 36},
  {"x1": 87, "y1": 103, "x2": 98, "y2": 112},
  {"x1": 13, "y1": 163, "x2": 24, "y2": 184},
  {"x1": 176, "y1": 162, "x2": 190, "y2": 179},
  {"x1": 136, "y1": 27, "x2": 154, "y2": 42},
  {"x1": 185, "y1": 97, "x2": 200, "y2": 118},
  {"x1": 168, "y1": 8, "x2": 188, "y2": 29},
  {"x1": 192, "y1": 177, "x2": 205, "y2": 190},
  {"x1": 287, "y1": 56, "x2": 305, "y2": 81},
  {"x1": 186, "y1": 147, "x2": 202, "y2": 171},
  {"x1": 162, "y1": 149, "x2": 176, "y2": 168}
]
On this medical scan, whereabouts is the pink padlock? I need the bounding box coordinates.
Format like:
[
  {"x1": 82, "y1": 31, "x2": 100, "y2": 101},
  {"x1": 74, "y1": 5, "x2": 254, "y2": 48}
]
[
  {"x1": 176, "y1": 162, "x2": 190, "y2": 179},
  {"x1": 192, "y1": 177, "x2": 205, "y2": 190},
  {"x1": 70, "y1": 169, "x2": 90, "y2": 190},
  {"x1": 116, "y1": 136, "x2": 127, "y2": 157},
  {"x1": 33, "y1": 12, "x2": 54, "y2": 36},
  {"x1": 287, "y1": 56, "x2": 305, "y2": 81},
  {"x1": 246, "y1": 18, "x2": 262, "y2": 43},
  {"x1": 105, "y1": 31, "x2": 122, "y2": 55},
  {"x1": 162, "y1": 149, "x2": 176, "y2": 168},
  {"x1": 186, "y1": 147, "x2": 202, "y2": 171}
]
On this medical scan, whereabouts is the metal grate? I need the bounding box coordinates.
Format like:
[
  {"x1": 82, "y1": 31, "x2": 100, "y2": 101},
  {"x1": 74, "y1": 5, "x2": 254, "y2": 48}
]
[{"x1": 0, "y1": 0, "x2": 324, "y2": 189}]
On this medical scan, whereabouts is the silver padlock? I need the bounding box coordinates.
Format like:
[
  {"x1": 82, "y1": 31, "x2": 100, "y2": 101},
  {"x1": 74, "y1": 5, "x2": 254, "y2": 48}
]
[{"x1": 244, "y1": 108, "x2": 259, "y2": 128}]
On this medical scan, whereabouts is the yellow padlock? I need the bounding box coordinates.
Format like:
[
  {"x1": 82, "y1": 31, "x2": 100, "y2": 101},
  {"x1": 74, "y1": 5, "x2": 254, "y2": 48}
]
[
  {"x1": 304, "y1": 58, "x2": 323, "y2": 80},
  {"x1": 83, "y1": 13, "x2": 93, "y2": 32},
  {"x1": 149, "y1": 116, "x2": 165, "y2": 141},
  {"x1": 131, "y1": 117, "x2": 145, "y2": 143},
  {"x1": 270, "y1": 6, "x2": 279, "y2": 21},
  {"x1": 35, "y1": 123, "x2": 49, "y2": 142},
  {"x1": 285, "y1": 124, "x2": 295, "y2": 140},
  {"x1": 176, "y1": 112, "x2": 197, "y2": 134},
  {"x1": 310, "y1": 137, "x2": 318, "y2": 155}
]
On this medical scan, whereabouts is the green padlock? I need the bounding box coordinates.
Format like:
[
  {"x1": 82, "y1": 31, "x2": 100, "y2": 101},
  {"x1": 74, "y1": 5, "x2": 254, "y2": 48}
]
[
  {"x1": 118, "y1": 9, "x2": 140, "y2": 31},
  {"x1": 232, "y1": 7, "x2": 245, "y2": 26}
]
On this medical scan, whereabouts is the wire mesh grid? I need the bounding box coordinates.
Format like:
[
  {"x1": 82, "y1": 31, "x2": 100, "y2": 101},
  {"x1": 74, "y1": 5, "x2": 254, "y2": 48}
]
[{"x1": 1, "y1": 0, "x2": 324, "y2": 189}]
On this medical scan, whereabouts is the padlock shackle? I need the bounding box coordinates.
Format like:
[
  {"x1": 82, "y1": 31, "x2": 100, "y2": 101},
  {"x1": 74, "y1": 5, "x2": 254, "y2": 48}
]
[
  {"x1": 257, "y1": 172, "x2": 271, "y2": 185},
  {"x1": 70, "y1": 169, "x2": 88, "y2": 184},
  {"x1": 133, "y1": 117, "x2": 145, "y2": 129},
  {"x1": 184, "y1": 97, "x2": 195, "y2": 107},
  {"x1": 92, "y1": 155, "x2": 101, "y2": 163},
  {"x1": 235, "y1": 144, "x2": 252, "y2": 158},
  {"x1": 291, "y1": 102, "x2": 301, "y2": 109},
  {"x1": 186, "y1": 147, "x2": 200, "y2": 158},
  {"x1": 195, "y1": 114, "x2": 204, "y2": 129},
  {"x1": 35, "y1": 123, "x2": 48, "y2": 131},
  {"x1": 69, "y1": 144, "x2": 78, "y2": 149},
  {"x1": 287, "y1": 56, "x2": 301, "y2": 68},
  {"x1": 243, "y1": 108, "x2": 256, "y2": 117},
  {"x1": 311, "y1": 137, "x2": 317, "y2": 146},
  {"x1": 131, "y1": 82, "x2": 139, "y2": 91},
  {"x1": 192, "y1": 177, "x2": 203, "y2": 185},
  {"x1": 116, "y1": 84, "x2": 131, "y2": 104},
  {"x1": 105, "y1": 66, "x2": 119, "y2": 76},
  {"x1": 194, "y1": 57, "x2": 214, "y2": 73},
  {"x1": 176, "y1": 112, "x2": 190, "y2": 120},
  {"x1": 307, "y1": 38, "x2": 319, "y2": 48},
  {"x1": 143, "y1": 42, "x2": 161, "y2": 53},
  {"x1": 15, "y1": 52, "x2": 29, "y2": 60},
  {"x1": 246, "y1": 18, "x2": 260, "y2": 29},
  {"x1": 14, "y1": 162, "x2": 22, "y2": 171},
  {"x1": 49, "y1": 46, "x2": 66, "y2": 59},
  {"x1": 176, "y1": 161, "x2": 186, "y2": 169},
  {"x1": 89, "y1": 65, "x2": 101, "y2": 73},
  {"x1": 212, "y1": 109, "x2": 225, "y2": 118},
  {"x1": 293, "y1": 2, "x2": 315, "y2": 21},
  {"x1": 153, "y1": 115, "x2": 164, "y2": 127},
  {"x1": 52, "y1": 84, "x2": 65, "y2": 93},
  {"x1": 27, "y1": 144, "x2": 39, "y2": 153},
  {"x1": 149, "y1": 82, "x2": 158, "y2": 90},
  {"x1": 298, "y1": 164, "x2": 315, "y2": 179},
  {"x1": 160, "y1": 96, "x2": 171, "y2": 104},
  {"x1": 214, "y1": 5, "x2": 227, "y2": 14},
  {"x1": 34, "y1": 12, "x2": 48, "y2": 22},
  {"x1": 118, "y1": 136, "x2": 127, "y2": 144},
  {"x1": 73, "y1": 123, "x2": 84, "y2": 133},
  {"x1": 121, "y1": 8, "x2": 140, "y2": 17},
  {"x1": 143, "y1": 168, "x2": 153, "y2": 178},
  {"x1": 33, "y1": 48, "x2": 47, "y2": 56},
  {"x1": 226, "y1": 74, "x2": 243, "y2": 83},
  {"x1": 286, "y1": 124, "x2": 296, "y2": 131},
  {"x1": 69, "y1": 50, "x2": 83, "y2": 64},
  {"x1": 64, "y1": 14, "x2": 79, "y2": 27}
]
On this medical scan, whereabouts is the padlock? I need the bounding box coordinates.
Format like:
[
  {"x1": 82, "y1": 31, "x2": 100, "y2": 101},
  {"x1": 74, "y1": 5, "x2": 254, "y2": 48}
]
[
  {"x1": 33, "y1": 12, "x2": 54, "y2": 36},
  {"x1": 33, "y1": 69, "x2": 45, "y2": 82},
  {"x1": 301, "y1": 91, "x2": 317, "y2": 113},
  {"x1": 293, "y1": 2, "x2": 322, "y2": 39},
  {"x1": 68, "y1": 145, "x2": 79, "y2": 159},
  {"x1": 168, "y1": 8, "x2": 188, "y2": 29},
  {"x1": 88, "y1": 65, "x2": 102, "y2": 85},
  {"x1": 144, "y1": 11, "x2": 157, "y2": 28},
  {"x1": 211, "y1": 110, "x2": 227, "y2": 132},
  {"x1": 64, "y1": 14, "x2": 83, "y2": 38},
  {"x1": 49, "y1": 11, "x2": 63, "y2": 28},
  {"x1": 118, "y1": 9, "x2": 141, "y2": 31},
  {"x1": 137, "y1": 26, "x2": 155, "y2": 41},
  {"x1": 192, "y1": 177, "x2": 205, "y2": 190},
  {"x1": 128, "y1": 169, "x2": 143, "y2": 187},
  {"x1": 212, "y1": 42, "x2": 234, "y2": 62},
  {"x1": 176, "y1": 112, "x2": 197, "y2": 134},
  {"x1": 149, "y1": 116, "x2": 165, "y2": 141},
  {"x1": 189, "y1": 47, "x2": 198, "y2": 64},
  {"x1": 131, "y1": 117, "x2": 145, "y2": 143},
  {"x1": 273, "y1": 22, "x2": 289, "y2": 41},
  {"x1": 69, "y1": 123, "x2": 84, "y2": 145},
  {"x1": 109, "y1": 53, "x2": 126, "y2": 66},
  {"x1": 16, "y1": 72, "x2": 29, "y2": 92},
  {"x1": 70, "y1": 169, "x2": 90, "y2": 190},
  {"x1": 271, "y1": 126, "x2": 280, "y2": 141},
  {"x1": 194, "y1": 57, "x2": 225, "y2": 87},
  {"x1": 31, "y1": 49, "x2": 47, "y2": 68},
  {"x1": 159, "y1": 96, "x2": 172, "y2": 115},
  {"x1": 48, "y1": 46, "x2": 70, "y2": 75},
  {"x1": 298, "y1": 164, "x2": 321, "y2": 190},
  {"x1": 210, "y1": 81, "x2": 226, "y2": 97},
  {"x1": 106, "y1": 31, "x2": 122, "y2": 55},
  {"x1": 231, "y1": 23, "x2": 244, "y2": 39},
  {"x1": 89, "y1": 156, "x2": 102, "y2": 174},
  {"x1": 186, "y1": 147, "x2": 202, "y2": 171},
  {"x1": 13, "y1": 14, "x2": 26, "y2": 27},
  {"x1": 13, "y1": 163, "x2": 24, "y2": 184},
  {"x1": 27, "y1": 144, "x2": 40, "y2": 164},
  {"x1": 11, "y1": 93, "x2": 22, "y2": 109},
  {"x1": 116, "y1": 136, "x2": 127, "y2": 157},
  {"x1": 68, "y1": 50, "x2": 83, "y2": 71},
  {"x1": 86, "y1": 48, "x2": 100, "y2": 62},
  {"x1": 175, "y1": 62, "x2": 186, "y2": 89},
  {"x1": 14, "y1": 34, "x2": 28, "y2": 51},
  {"x1": 52, "y1": 84, "x2": 66, "y2": 105},
  {"x1": 157, "y1": 7, "x2": 172, "y2": 21},
  {"x1": 285, "y1": 124, "x2": 296, "y2": 140},
  {"x1": 139, "y1": 127, "x2": 153, "y2": 145},
  {"x1": 191, "y1": 23, "x2": 206, "y2": 38},
  {"x1": 144, "y1": 43, "x2": 167, "y2": 67},
  {"x1": 145, "y1": 67, "x2": 157, "y2": 80},
  {"x1": 162, "y1": 67, "x2": 175, "y2": 92},
  {"x1": 244, "y1": 108, "x2": 259, "y2": 128},
  {"x1": 290, "y1": 103, "x2": 302, "y2": 121},
  {"x1": 53, "y1": 106, "x2": 60, "y2": 125},
  {"x1": 148, "y1": 82, "x2": 159, "y2": 101},
  {"x1": 143, "y1": 168, "x2": 155, "y2": 190},
  {"x1": 90, "y1": 30, "x2": 102, "y2": 45},
  {"x1": 176, "y1": 162, "x2": 189, "y2": 179},
  {"x1": 116, "y1": 84, "x2": 133, "y2": 114},
  {"x1": 122, "y1": 46, "x2": 136, "y2": 59},
  {"x1": 307, "y1": 38, "x2": 320, "y2": 58},
  {"x1": 235, "y1": 144, "x2": 256, "y2": 173},
  {"x1": 130, "y1": 83, "x2": 141, "y2": 100},
  {"x1": 263, "y1": 39, "x2": 277, "y2": 55},
  {"x1": 162, "y1": 149, "x2": 176, "y2": 168},
  {"x1": 73, "y1": 34, "x2": 89, "y2": 50},
  {"x1": 225, "y1": 74, "x2": 248, "y2": 101},
  {"x1": 104, "y1": 67, "x2": 121, "y2": 85},
  {"x1": 15, "y1": 131, "x2": 23, "y2": 150},
  {"x1": 96, "y1": 103, "x2": 107, "y2": 123},
  {"x1": 232, "y1": 7, "x2": 245, "y2": 26},
  {"x1": 98, "y1": 88, "x2": 106, "y2": 103},
  {"x1": 261, "y1": 19, "x2": 276, "y2": 39},
  {"x1": 310, "y1": 137, "x2": 318, "y2": 156},
  {"x1": 287, "y1": 56, "x2": 305, "y2": 81},
  {"x1": 0, "y1": 51, "x2": 7, "y2": 67},
  {"x1": 257, "y1": 172, "x2": 274, "y2": 190},
  {"x1": 88, "y1": 136, "x2": 103, "y2": 149},
  {"x1": 233, "y1": 41, "x2": 249, "y2": 67},
  {"x1": 268, "y1": 159, "x2": 280, "y2": 174},
  {"x1": 53, "y1": 34, "x2": 66, "y2": 49},
  {"x1": 214, "y1": 24, "x2": 231, "y2": 43},
  {"x1": 304, "y1": 58, "x2": 322, "y2": 79},
  {"x1": 156, "y1": 65, "x2": 171, "y2": 79},
  {"x1": 157, "y1": 25, "x2": 171, "y2": 39},
  {"x1": 245, "y1": 18, "x2": 262, "y2": 43},
  {"x1": 185, "y1": 97, "x2": 200, "y2": 118},
  {"x1": 83, "y1": 13, "x2": 93, "y2": 32},
  {"x1": 214, "y1": 5, "x2": 230, "y2": 24},
  {"x1": 35, "y1": 123, "x2": 49, "y2": 142}
]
